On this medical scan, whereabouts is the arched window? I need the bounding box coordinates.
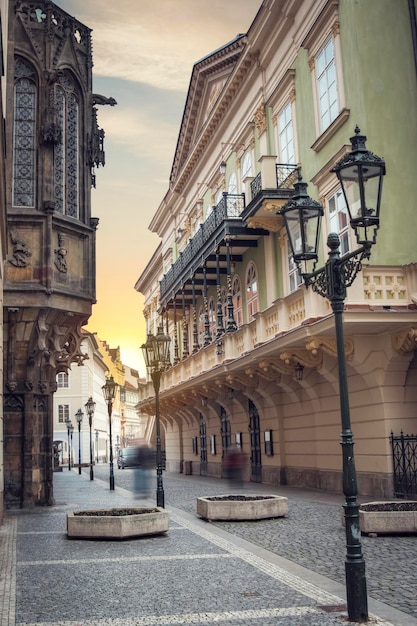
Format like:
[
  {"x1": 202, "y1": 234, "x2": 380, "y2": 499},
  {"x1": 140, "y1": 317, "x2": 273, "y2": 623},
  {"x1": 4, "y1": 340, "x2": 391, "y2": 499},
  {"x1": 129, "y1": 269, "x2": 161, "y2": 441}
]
[
  {"x1": 13, "y1": 59, "x2": 37, "y2": 208},
  {"x1": 246, "y1": 262, "x2": 259, "y2": 322},
  {"x1": 241, "y1": 152, "x2": 252, "y2": 196},
  {"x1": 232, "y1": 275, "x2": 243, "y2": 327},
  {"x1": 227, "y1": 172, "x2": 237, "y2": 194},
  {"x1": 55, "y1": 72, "x2": 80, "y2": 218}
]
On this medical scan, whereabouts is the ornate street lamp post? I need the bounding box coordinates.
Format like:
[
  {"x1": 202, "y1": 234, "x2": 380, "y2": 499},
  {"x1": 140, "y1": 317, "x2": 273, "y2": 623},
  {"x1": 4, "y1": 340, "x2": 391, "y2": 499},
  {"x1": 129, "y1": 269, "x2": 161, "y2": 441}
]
[
  {"x1": 65, "y1": 418, "x2": 73, "y2": 471},
  {"x1": 141, "y1": 325, "x2": 171, "y2": 508},
  {"x1": 85, "y1": 396, "x2": 96, "y2": 481},
  {"x1": 279, "y1": 127, "x2": 385, "y2": 623},
  {"x1": 75, "y1": 408, "x2": 84, "y2": 475},
  {"x1": 102, "y1": 375, "x2": 118, "y2": 490}
]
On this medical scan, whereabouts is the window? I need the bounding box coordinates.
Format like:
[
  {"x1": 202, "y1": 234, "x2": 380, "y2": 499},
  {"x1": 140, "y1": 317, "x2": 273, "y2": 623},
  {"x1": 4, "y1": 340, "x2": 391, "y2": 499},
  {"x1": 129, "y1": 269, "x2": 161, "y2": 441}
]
[
  {"x1": 328, "y1": 189, "x2": 351, "y2": 255},
  {"x1": 57, "y1": 372, "x2": 69, "y2": 388},
  {"x1": 316, "y1": 38, "x2": 338, "y2": 133},
  {"x1": 288, "y1": 242, "x2": 303, "y2": 293},
  {"x1": 302, "y1": 2, "x2": 347, "y2": 148},
  {"x1": 55, "y1": 72, "x2": 80, "y2": 217},
  {"x1": 58, "y1": 404, "x2": 69, "y2": 423},
  {"x1": 13, "y1": 59, "x2": 37, "y2": 208},
  {"x1": 232, "y1": 275, "x2": 243, "y2": 327},
  {"x1": 277, "y1": 102, "x2": 295, "y2": 164},
  {"x1": 241, "y1": 152, "x2": 252, "y2": 196},
  {"x1": 246, "y1": 263, "x2": 259, "y2": 322},
  {"x1": 227, "y1": 172, "x2": 237, "y2": 194}
]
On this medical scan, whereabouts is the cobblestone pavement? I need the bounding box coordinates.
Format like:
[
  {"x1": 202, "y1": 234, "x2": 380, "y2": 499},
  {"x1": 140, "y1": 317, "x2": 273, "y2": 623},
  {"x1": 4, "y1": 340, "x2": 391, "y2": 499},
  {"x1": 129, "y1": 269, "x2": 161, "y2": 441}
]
[{"x1": 0, "y1": 466, "x2": 415, "y2": 626}]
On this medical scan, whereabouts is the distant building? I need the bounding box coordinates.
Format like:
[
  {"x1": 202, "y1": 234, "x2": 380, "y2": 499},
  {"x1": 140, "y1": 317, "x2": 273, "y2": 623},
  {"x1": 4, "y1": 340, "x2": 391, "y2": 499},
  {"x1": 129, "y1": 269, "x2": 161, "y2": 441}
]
[
  {"x1": 121, "y1": 366, "x2": 145, "y2": 447},
  {"x1": 53, "y1": 332, "x2": 109, "y2": 468}
]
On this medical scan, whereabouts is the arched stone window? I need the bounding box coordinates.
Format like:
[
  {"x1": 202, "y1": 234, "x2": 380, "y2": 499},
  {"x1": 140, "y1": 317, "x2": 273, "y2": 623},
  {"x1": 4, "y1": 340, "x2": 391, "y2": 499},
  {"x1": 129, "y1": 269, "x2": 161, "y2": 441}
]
[
  {"x1": 13, "y1": 58, "x2": 37, "y2": 208},
  {"x1": 246, "y1": 262, "x2": 259, "y2": 322},
  {"x1": 232, "y1": 275, "x2": 243, "y2": 327},
  {"x1": 54, "y1": 72, "x2": 80, "y2": 217}
]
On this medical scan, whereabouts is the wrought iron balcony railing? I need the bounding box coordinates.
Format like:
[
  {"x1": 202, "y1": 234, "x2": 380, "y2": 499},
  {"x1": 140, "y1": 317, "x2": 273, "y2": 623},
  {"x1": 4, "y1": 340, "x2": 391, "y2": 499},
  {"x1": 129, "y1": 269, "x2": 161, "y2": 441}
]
[
  {"x1": 160, "y1": 192, "x2": 246, "y2": 300},
  {"x1": 249, "y1": 163, "x2": 298, "y2": 199}
]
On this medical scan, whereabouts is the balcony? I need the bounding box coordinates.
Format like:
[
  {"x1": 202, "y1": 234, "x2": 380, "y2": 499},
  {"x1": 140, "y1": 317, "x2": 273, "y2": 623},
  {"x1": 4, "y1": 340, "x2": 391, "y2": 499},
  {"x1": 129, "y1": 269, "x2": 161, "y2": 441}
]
[
  {"x1": 159, "y1": 192, "x2": 267, "y2": 310},
  {"x1": 159, "y1": 159, "x2": 298, "y2": 311},
  {"x1": 241, "y1": 159, "x2": 298, "y2": 232}
]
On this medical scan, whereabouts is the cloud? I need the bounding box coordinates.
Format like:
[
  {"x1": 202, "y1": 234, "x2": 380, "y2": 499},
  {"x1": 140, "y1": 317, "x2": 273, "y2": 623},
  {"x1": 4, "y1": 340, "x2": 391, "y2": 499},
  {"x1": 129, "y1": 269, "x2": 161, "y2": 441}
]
[{"x1": 65, "y1": 0, "x2": 260, "y2": 91}]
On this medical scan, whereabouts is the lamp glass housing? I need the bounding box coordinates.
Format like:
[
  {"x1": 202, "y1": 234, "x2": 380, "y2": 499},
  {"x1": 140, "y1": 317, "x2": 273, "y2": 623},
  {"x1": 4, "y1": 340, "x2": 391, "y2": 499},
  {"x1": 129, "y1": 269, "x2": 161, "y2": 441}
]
[
  {"x1": 141, "y1": 333, "x2": 155, "y2": 369},
  {"x1": 85, "y1": 396, "x2": 96, "y2": 418},
  {"x1": 75, "y1": 409, "x2": 83, "y2": 424},
  {"x1": 153, "y1": 325, "x2": 171, "y2": 368},
  {"x1": 280, "y1": 177, "x2": 323, "y2": 266},
  {"x1": 332, "y1": 127, "x2": 385, "y2": 247},
  {"x1": 102, "y1": 375, "x2": 117, "y2": 403}
]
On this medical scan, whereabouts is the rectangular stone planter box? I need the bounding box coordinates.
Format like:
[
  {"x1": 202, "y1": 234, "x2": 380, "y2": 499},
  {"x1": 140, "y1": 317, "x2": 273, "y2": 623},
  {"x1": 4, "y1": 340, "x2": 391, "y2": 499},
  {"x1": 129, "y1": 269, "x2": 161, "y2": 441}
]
[
  {"x1": 196, "y1": 494, "x2": 288, "y2": 521},
  {"x1": 67, "y1": 507, "x2": 169, "y2": 539},
  {"x1": 359, "y1": 501, "x2": 417, "y2": 535}
]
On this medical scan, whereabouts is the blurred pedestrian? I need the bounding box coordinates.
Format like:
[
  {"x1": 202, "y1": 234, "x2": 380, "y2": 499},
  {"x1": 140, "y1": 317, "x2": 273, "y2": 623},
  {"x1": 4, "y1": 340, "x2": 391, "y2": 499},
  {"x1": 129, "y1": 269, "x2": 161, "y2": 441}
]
[
  {"x1": 222, "y1": 445, "x2": 245, "y2": 488},
  {"x1": 133, "y1": 441, "x2": 155, "y2": 498}
]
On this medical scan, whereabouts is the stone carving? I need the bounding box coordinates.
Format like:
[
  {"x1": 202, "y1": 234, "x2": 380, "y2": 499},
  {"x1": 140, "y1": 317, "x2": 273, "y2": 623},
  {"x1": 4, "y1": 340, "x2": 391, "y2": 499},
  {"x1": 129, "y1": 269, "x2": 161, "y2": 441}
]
[
  {"x1": 54, "y1": 232, "x2": 68, "y2": 273},
  {"x1": 9, "y1": 230, "x2": 32, "y2": 267},
  {"x1": 92, "y1": 94, "x2": 117, "y2": 106}
]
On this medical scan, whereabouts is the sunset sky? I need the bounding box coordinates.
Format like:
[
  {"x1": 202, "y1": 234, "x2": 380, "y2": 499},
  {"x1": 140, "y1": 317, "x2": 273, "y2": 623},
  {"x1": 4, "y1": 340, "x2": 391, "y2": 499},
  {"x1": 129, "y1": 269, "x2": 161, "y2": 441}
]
[{"x1": 63, "y1": 0, "x2": 261, "y2": 374}]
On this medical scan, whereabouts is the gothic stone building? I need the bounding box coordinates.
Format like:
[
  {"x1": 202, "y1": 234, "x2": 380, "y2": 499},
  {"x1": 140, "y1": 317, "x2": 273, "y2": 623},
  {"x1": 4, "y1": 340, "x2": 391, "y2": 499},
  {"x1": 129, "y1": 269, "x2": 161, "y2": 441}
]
[{"x1": 3, "y1": 1, "x2": 113, "y2": 508}]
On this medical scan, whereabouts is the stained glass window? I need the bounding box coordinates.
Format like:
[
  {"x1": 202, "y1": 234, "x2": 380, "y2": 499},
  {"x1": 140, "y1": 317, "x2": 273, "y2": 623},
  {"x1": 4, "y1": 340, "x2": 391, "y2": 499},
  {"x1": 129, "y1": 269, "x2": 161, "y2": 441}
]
[
  {"x1": 13, "y1": 60, "x2": 36, "y2": 208},
  {"x1": 55, "y1": 74, "x2": 80, "y2": 217}
]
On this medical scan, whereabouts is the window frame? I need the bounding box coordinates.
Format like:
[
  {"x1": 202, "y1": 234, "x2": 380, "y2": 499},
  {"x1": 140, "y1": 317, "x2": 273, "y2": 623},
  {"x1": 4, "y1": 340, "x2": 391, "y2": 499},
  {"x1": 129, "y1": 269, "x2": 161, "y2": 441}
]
[
  {"x1": 12, "y1": 58, "x2": 37, "y2": 208},
  {"x1": 232, "y1": 275, "x2": 243, "y2": 328},
  {"x1": 58, "y1": 404, "x2": 70, "y2": 424},
  {"x1": 246, "y1": 262, "x2": 259, "y2": 322},
  {"x1": 302, "y1": 2, "x2": 348, "y2": 150},
  {"x1": 57, "y1": 372, "x2": 69, "y2": 388}
]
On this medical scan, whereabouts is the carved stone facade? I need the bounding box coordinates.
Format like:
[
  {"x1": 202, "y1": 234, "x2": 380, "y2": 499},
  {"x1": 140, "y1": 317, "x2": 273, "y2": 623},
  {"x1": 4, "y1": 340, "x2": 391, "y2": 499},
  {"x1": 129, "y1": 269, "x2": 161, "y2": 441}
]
[{"x1": 3, "y1": 1, "x2": 112, "y2": 507}]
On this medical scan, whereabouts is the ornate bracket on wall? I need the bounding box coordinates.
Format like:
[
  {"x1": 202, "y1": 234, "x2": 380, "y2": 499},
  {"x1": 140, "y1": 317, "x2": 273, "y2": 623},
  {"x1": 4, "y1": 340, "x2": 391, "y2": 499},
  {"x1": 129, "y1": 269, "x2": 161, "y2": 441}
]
[
  {"x1": 306, "y1": 336, "x2": 354, "y2": 361},
  {"x1": 392, "y1": 327, "x2": 417, "y2": 355}
]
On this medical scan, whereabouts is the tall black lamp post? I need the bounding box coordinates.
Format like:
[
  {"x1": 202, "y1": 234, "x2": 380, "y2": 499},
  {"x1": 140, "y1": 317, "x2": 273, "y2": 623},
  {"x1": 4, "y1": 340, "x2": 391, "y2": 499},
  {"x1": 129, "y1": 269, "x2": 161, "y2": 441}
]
[
  {"x1": 102, "y1": 375, "x2": 118, "y2": 490},
  {"x1": 75, "y1": 408, "x2": 84, "y2": 475},
  {"x1": 85, "y1": 396, "x2": 96, "y2": 480},
  {"x1": 279, "y1": 127, "x2": 385, "y2": 623},
  {"x1": 65, "y1": 418, "x2": 73, "y2": 471},
  {"x1": 141, "y1": 325, "x2": 171, "y2": 508}
]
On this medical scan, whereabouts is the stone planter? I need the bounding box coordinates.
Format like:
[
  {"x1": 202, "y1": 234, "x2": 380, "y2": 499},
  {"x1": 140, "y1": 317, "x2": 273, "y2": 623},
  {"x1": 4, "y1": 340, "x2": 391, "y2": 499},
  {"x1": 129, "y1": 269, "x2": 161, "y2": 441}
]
[
  {"x1": 67, "y1": 507, "x2": 169, "y2": 539},
  {"x1": 359, "y1": 501, "x2": 417, "y2": 535},
  {"x1": 196, "y1": 494, "x2": 288, "y2": 521}
]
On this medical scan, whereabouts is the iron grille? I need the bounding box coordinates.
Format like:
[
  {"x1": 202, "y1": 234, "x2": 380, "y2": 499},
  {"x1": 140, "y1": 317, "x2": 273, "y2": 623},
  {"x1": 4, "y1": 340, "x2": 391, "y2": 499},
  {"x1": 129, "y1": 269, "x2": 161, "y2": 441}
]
[{"x1": 390, "y1": 431, "x2": 417, "y2": 497}]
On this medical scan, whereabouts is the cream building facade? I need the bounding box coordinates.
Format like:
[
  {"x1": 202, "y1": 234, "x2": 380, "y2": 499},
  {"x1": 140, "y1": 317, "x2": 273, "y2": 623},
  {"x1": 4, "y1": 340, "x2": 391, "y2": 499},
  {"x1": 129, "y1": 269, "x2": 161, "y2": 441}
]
[{"x1": 135, "y1": 0, "x2": 417, "y2": 499}]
